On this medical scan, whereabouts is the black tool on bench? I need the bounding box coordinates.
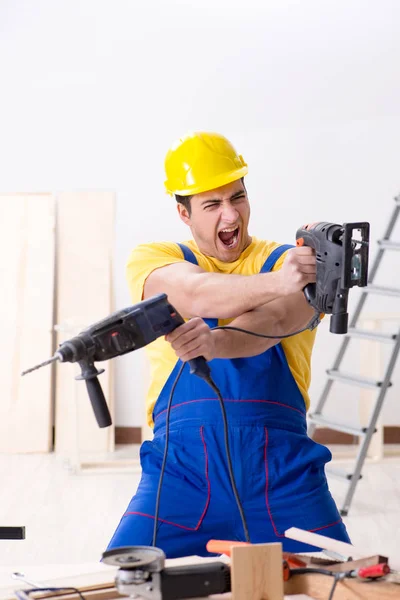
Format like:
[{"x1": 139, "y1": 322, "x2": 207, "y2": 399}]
[{"x1": 102, "y1": 546, "x2": 231, "y2": 600}]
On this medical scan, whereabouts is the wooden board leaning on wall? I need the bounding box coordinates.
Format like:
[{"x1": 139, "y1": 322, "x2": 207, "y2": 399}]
[
  {"x1": 55, "y1": 191, "x2": 115, "y2": 457},
  {"x1": 0, "y1": 194, "x2": 55, "y2": 453}
]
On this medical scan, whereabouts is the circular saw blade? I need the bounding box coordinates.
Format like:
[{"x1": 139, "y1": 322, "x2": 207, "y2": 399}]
[{"x1": 102, "y1": 545, "x2": 165, "y2": 569}]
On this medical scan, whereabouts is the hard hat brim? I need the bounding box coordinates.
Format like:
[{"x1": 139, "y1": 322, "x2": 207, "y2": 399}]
[{"x1": 165, "y1": 166, "x2": 248, "y2": 197}]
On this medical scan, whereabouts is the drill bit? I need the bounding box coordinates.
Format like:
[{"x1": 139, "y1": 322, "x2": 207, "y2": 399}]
[{"x1": 21, "y1": 355, "x2": 60, "y2": 376}]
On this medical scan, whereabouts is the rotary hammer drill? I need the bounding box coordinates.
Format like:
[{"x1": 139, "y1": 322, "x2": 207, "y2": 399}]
[{"x1": 22, "y1": 294, "x2": 211, "y2": 428}]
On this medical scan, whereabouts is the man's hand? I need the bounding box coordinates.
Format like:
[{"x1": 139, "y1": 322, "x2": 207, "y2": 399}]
[
  {"x1": 277, "y1": 247, "x2": 316, "y2": 296},
  {"x1": 165, "y1": 318, "x2": 216, "y2": 362}
]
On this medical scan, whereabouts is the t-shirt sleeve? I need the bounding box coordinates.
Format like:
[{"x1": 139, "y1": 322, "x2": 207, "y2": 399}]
[{"x1": 126, "y1": 242, "x2": 184, "y2": 303}]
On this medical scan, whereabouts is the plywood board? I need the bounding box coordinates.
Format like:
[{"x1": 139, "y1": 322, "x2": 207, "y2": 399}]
[
  {"x1": 55, "y1": 192, "x2": 115, "y2": 456},
  {"x1": 0, "y1": 194, "x2": 55, "y2": 453}
]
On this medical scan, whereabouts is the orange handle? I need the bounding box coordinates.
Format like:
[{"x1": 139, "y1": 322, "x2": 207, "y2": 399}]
[
  {"x1": 357, "y1": 563, "x2": 390, "y2": 579},
  {"x1": 282, "y1": 552, "x2": 307, "y2": 568},
  {"x1": 206, "y1": 539, "x2": 250, "y2": 557},
  {"x1": 282, "y1": 560, "x2": 291, "y2": 581}
]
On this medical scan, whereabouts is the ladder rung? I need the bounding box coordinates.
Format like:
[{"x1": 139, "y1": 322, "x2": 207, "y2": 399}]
[
  {"x1": 346, "y1": 327, "x2": 398, "y2": 343},
  {"x1": 378, "y1": 240, "x2": 400, "y2": 251},
  {"x1": 365, "y1": 284, "x2": 400, "y2": 297},
  {"x1": 326, "y1": 369, "x2": 388, "y2": 389},
  {"x1": 326, "y1": 466, "x2": 363, "y2": 481},
  {"x1": 308, "y1": 414, "x2": 366, "y2": 437}
]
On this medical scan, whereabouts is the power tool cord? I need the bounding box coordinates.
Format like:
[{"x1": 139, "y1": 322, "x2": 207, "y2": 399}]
[
  {"x1": 211, "y1": 310, "x2": 320, "y2": 340},
  {"x1": 152, "y1": 361, "x2": 186, "y2": 547},
  {"x1": 328, "y1": 574, "x2": 342, "y2": 600},
  {"x1": 205, "y1": 375, "x2": 251, "y2": 543},
  {"x1": 290, "y1": 568, "x2": 346, "y2": 600},
  {"x1": 152, "y1": 312, "x2": 320, "y2": 548},
  {"x1": 15, "y1": 587, "x2": 86, "y2": 600},
  {"x1": 152, "y1": 362, "x2": 251, "y2": 547}
]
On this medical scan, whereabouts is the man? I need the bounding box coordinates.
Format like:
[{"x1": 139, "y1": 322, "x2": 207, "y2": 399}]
[{"x1": 107, "y1": 131, "x2": 350, "y2": 557}]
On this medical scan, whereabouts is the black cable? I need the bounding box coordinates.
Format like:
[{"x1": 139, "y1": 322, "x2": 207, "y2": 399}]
[
  {"x1": 290, "y1": 567, "x2": 336, "y2": 576},
  {"x1": 152, "y1": 361, "x2": 186, "y2": 547},
  {"x1": 290, "y1": 568, "x2": 345, "y2": 600},
  {"x1": 205, "y1": 375, "x2": 251, "y2": 543},
  {"x1": 152, "y1": 363, "x2": 250, "y2": 547},
  {"x1": 290, "y1": 568, "x2": 348, "y2": 600},
  {"x1": 211, "y1": 310, "x2": 320, "y2": 340},
  {"x1": 328, "y1": 573, "x2": 342, "y2": 600},
  {"x1": 15, "y1": 588, "x2": 86, "y2": 600}
]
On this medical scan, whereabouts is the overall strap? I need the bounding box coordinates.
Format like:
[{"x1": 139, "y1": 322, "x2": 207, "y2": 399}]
[
  {"x1": 260, "y1": 244, "x2": 294, "y2": 273},
  {"x1": 177, "y1": 243, "x2": 198, "y2": 264},
  {"x1": 176, "y1": 243, "x2": 218, "y2": 328}
]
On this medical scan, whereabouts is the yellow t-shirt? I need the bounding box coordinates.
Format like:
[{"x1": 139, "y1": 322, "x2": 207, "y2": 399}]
[{"x1": 126, "y1": 237, "x2": 317, "y2": 426}]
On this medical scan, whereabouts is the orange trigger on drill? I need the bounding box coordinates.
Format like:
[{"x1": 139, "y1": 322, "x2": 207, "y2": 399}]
[{"x1": 296, "y1": 238, "x2": 304, "y2": 247}]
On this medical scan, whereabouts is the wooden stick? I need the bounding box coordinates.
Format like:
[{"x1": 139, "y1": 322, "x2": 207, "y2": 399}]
[{"x1": 284, "y1": 527, "x2": 364, "y2": 559}]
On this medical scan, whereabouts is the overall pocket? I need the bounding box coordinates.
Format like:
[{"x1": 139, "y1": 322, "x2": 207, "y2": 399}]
[
  {"x1": 263, "y1": 428, "x2": 344, "y2": 536},
  {"x1": 128, "y1": 426, "x2": 211, "y2": 530}
]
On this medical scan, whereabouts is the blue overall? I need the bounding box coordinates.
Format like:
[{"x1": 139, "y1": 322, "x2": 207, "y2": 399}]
[{"x1": 107, "y1": 244, "x2": 350, "y2": 558}]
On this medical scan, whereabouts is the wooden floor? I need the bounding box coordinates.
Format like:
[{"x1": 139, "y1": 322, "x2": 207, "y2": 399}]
[{"x1": 0, "y1": 445, "x2": 399, "y2": 572}]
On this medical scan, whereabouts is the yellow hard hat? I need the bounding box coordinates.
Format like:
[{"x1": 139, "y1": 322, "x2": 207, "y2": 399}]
[{"x1": 164, "y1": 131, "x2": 248, "y2": 196}]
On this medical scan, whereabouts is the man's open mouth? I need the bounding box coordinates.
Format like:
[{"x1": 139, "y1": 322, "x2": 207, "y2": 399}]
[{"x1": 218, "y1": 226, "x2": 240, "y2": 249}]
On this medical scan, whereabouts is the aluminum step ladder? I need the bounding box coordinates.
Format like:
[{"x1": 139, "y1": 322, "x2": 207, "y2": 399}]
[{"x1": 308, "y1": 194, "x2": 400, "y2": 516}]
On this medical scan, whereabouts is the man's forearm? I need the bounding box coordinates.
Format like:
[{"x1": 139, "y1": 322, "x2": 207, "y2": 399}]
[
  {"x1": 190, "y1": 270, "x2": 284, "y2": 319},
  {"x1": 144, "y1": 246, "x2": 316, "y2": 320},
  {"x1": 212, "y1": 292, "x2": 316, "y2": 358}
]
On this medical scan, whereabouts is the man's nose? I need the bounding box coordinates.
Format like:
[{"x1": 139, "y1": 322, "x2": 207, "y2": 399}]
[{"x1": 221, "y1": 203, "x2": 239, "y2": 222}]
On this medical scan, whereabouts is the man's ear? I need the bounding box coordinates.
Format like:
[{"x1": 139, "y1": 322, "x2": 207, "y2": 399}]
[{"x1": 177, "y1": 202, "x2": 191, "y2": 225}]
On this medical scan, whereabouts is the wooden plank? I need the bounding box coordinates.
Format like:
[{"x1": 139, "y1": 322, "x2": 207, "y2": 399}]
[
  {"x1": 231, "y1": 543, "x2": 284, "y2": 600},
  {"x1": 0, "y1": 194, "x2": 55, "y2": 453},
  {"x1": 285, "y1": 527, "x2": 364, "y2": 559},
  {"x1": 54, "y1": 192, "x2": 115, "y2": 456},
  {"x1": 284, "y1": 573, "x2": 400, "y2": 599},
  {"x1": 1, "y1": 560, "x2": 399, "y2": 600},
  {"x1": 5, "y1": 574, "x2": 400, "y2": 600}
]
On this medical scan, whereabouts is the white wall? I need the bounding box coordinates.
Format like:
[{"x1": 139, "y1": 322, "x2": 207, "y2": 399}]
[{"x1": 1, "y1": 0, "x2": 399, "y2": 427}]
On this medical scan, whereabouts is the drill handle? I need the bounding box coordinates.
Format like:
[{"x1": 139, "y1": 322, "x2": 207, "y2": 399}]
[
  {"x1": 77, "y1": 361, "x2": 112, "y2": 428},
  {"x1": 303, "y1": 282, "x2": 317, "y2": 309},
  {"x1": 85, "y1": 377, "x2": 113, "y2": 428},
  {"x1": 188, "y1": 357, "x2": 211, "y2": 381},
  {"x1": 295, "y1": 225, "x2": 320, "y2": 311}
]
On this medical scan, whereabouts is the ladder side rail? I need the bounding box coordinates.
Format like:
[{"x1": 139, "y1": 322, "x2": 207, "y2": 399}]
[
  {"x1": 339, "y1": 327, "x2": 400, "y2": 515},
  {"x1": 380, "y1": 201, "x2": 400, "y2": 242}
]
